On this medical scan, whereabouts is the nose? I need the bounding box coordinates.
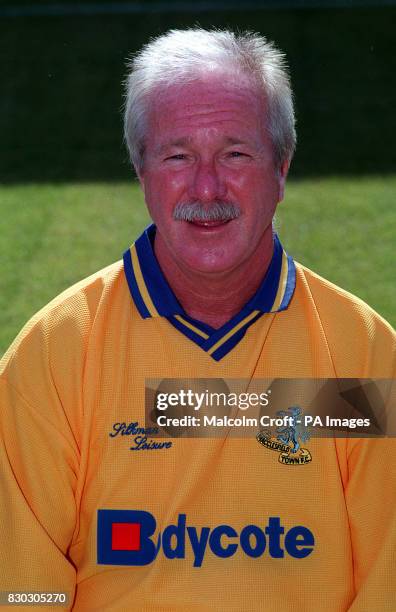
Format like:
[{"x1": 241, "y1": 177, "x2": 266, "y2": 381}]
[{"x1": 188, "y1": 161, "x2": 226, "y2": 203}]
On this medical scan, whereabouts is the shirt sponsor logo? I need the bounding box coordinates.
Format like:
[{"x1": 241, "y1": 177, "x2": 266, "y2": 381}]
[
  {"x1": 97, "y1": 510, "x2": 314, "y2": 567},
  {"x1": 109, "y1": 422, "x2": 172, "y2": 451}
]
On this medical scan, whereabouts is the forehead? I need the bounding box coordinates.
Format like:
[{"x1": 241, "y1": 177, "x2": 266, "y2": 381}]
[{"x1": 145, "y1": 78, "x2": 267, "y2": 147}]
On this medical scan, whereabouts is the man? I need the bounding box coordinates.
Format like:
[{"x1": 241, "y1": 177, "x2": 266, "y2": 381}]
[{"x1": 0, "y1": 28, "x2": 395, "y2": 611}]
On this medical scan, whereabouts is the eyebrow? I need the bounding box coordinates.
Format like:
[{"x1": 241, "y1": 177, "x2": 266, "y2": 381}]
[
  {"x1": 157, "y1": 136, "x2": 249, "y2": 155},
  {"x1": 157, "y1": 138, "x2": 191, "y2": 154}
]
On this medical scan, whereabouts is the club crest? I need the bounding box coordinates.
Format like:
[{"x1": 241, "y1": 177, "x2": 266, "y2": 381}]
[{"x1": 256, "y1": 406, "x2": 312, "y2": 465}]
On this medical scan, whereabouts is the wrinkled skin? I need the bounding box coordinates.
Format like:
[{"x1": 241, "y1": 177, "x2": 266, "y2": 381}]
[{"x1": 137, "y1": 76, "x2": 289, "y2": 325}]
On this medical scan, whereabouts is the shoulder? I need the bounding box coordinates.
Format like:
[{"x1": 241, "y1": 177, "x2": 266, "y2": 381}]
[
  {"x1": 0, "y1": 260, "x2": 126, "y2": 376},
  {"x1": 294, "y1": 262, "x2": 395, "y2": 376},
  {"x1": 295, "y1": 262, "x2": 393, "y2": 335},
  {"x1": 0, "y1": 259, "x2": 135, "y2": 428}
]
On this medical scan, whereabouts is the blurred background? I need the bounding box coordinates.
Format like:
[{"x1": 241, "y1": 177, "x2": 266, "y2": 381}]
[{"x1": 1, "y1": 0, "x2": 395, "y2": 354}]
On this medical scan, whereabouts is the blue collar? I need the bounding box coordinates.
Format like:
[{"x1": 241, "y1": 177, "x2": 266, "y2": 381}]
[{"x1": 123, "y1": 224, "x2": 296, "y2": 361}]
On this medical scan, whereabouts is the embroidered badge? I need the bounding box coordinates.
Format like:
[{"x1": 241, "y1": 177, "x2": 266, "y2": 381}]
[{"x1": 256, "y1": 407, "x2": 312, "y2": 465}]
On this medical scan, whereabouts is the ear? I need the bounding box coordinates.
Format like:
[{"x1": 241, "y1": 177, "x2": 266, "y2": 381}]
[
  {"x1": 136, "y1": 166, "x2": 145, "y2": 194},
  {"x1": 278, "y1": 159, "x2": 290, "y2": 203}
]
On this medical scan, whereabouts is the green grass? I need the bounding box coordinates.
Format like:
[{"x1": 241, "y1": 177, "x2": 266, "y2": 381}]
[{"x1": 1, "y1": 177, "x2": 394, "y2": 355}]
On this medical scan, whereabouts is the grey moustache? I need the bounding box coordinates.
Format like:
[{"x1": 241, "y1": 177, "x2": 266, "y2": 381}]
[{"x1": 173, "y1": 202, "x2": 240, "y2": 223}]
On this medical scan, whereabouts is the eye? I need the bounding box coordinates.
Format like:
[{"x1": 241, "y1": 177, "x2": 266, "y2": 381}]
[
  {"x1": 228, "y1": 151, "x2": 247, "y2": 158},
  {"x1": 165, "y1": 154, "x2": 187, "y2": 161}
]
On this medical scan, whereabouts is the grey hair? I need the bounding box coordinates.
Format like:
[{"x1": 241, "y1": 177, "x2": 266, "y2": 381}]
[{"x1": 124, "y1": 28, "x2": 296, "y2": 173}]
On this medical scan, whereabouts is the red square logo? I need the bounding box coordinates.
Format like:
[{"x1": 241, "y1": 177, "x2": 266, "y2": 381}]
[{"x1": 111, "y1": 522, "x2": 141, "y2": 551}]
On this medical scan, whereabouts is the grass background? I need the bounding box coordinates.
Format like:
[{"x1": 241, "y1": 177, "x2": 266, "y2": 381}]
[
  {"x1": 1, "y1": 3, "x2": 395, "y2": 354},
  {"x1": 1, "y1": 176, "x2": 394, "y2": 354}
]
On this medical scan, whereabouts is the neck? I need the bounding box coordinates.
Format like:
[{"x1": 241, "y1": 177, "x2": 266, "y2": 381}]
[{"x1": 154, "y1": 230, "x2": 274, "y2": 329}]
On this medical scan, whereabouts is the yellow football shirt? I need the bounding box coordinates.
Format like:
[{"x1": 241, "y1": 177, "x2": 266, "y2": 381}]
[{"x1": 1, "y1": 225, "x2": 395, "y2": 611}]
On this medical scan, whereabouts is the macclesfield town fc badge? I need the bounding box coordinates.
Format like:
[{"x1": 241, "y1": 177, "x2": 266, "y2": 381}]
[{"x1": 256, "y1": 406, "x2": 312, "y2": 465}]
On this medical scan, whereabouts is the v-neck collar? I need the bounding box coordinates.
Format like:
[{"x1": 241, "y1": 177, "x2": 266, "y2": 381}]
[{"x1": 123, "y1": 224, "x2": 296, "y2": 361}]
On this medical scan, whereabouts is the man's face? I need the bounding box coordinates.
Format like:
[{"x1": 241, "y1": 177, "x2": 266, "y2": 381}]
[{"x1": 138, "y1": 77, "x2": 288, "y2": 276}]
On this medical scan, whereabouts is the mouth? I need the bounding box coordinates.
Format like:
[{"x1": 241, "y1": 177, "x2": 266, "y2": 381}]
[{"x1": 187, "y1": 219, "x2": 232, "y2": 228}]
